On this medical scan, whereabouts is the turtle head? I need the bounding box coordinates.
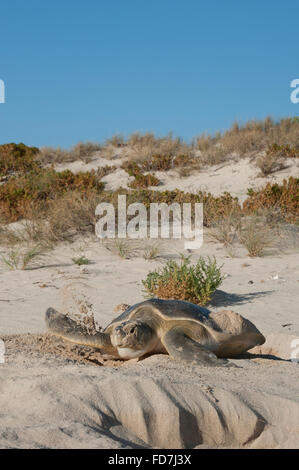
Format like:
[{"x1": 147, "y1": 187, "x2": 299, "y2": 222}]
[{"x1": 111, "y1": 320, "x2": 154, "y2": 352}]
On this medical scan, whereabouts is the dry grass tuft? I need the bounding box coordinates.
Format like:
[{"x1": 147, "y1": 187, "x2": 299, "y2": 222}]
[
  {"x1": 112, "y1": 239, "x2": 133, "y2": 259},
  {"x1": 208, "y1": 211, "x2": 242, "y2": 247},
  {"x1": 255, "y1": 144, "x2": 294, "y2": 176},
  {"x1": 238, "y1": 216, "x2": 274, "y2": 257},
  {"x1": 194, "y1": 117, "x2": 299, "y2": 166},
  {"x1": 143, "y1": 241, "x2": 161, "y2": 260},
  {"x1": 0, "y1": 243, "x2": 48, "y2": 270},
  {"x1": 38, "y1": 142, "x2": 101, "y2": 165}
]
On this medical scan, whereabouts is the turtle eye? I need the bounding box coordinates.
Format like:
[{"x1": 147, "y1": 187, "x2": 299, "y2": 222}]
[{"x1": 130, "y1": 326, "x2": 136, "y2": 334}]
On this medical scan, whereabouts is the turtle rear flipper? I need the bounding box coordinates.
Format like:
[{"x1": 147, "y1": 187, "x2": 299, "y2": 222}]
[
  {"x1": 162, "y1": 327, "x2": 237, "y2": 367},
  {"x1": 45, "y1": 307, "x2": 114, "y2": 353}
]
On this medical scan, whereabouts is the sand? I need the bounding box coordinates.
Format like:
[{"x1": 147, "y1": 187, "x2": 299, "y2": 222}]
[{"x1": 0, "y1": 153, "x2": 298, "y2": 449}]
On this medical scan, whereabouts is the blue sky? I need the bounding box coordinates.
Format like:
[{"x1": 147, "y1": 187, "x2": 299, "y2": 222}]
[{"x1": 0, "y1": 0, "x2": 298, "y2": 148}]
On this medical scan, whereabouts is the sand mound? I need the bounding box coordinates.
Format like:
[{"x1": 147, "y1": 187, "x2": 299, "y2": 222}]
[
  {"x1": 251, "y1": 333, "x2": 299, "y2": 361},
  {"x1": 3, "y1": 333, "x2": 125, "y2": 367}
]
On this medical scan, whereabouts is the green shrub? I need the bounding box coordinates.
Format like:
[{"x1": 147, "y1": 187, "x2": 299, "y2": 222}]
[
  {"x1": 141, "y1": 154, "x2": 173, "y2": 171},
  {"x1": 266, "y1": 143, "x2": 299, "y2": 159},
  {"x1": 96, "y1": 165, "x2": 117, "y2": 179},
  {"x1": 128, "y1": 173, "x2": 161, "y2": 188},
  {"x1": 72, "y1": 256, "x2": 90, "y2": 265},
  {"x1": 142, "y1": 255, "x2": 223, "y2": 305},
  {"x1": 173, "y1": 154, "x2": 197, "y2": 167},
  {"x1": 121, "y1": 160, "x2": 141, "y2": 177}
]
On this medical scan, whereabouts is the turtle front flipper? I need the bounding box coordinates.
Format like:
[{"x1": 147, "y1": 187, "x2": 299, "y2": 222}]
[
  {"x1": 45, "y1": 307, "x2": 115, "y2": 354},
  {"x1": 162, "y1": 327, "x2": 237, "y2": 367}
]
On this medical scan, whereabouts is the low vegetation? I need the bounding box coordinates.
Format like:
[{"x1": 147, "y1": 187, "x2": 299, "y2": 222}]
[
  {"x1": 112, "y1": 239, "x2": 133, "y2": 259},
  {"x1": 142, "y1": 255, "x2": 223, "y2": 305},
  {"x1": 94, "y1": 188, "x2": 241, "y2": 228},
  {"x1": 0, "y1": 118, "x2": 298, "y2": 251},
  {"x1": 121, "y1": 160, "x2": 161, "y2": 188},
  {"x1": 194, "y1": 117, "x2": 299, "y2": 165},
  {"x1": 243, "y1": 177, "x2": 299, "y2": 224},
  {"x1": 238, "y1": 217, "x2": 274, "y2": 257},
  {"x1": 0, "y1": 243, "x2": 47, "y2": 270},
  {"x1": 0, "y1": 168, "x2": 104, "y2": 223},
  {"x1": 143, "y1": 242, "x2": 161, "y2": 260},
  {"x1": 96, "y1": 165, "x2": 117, "y2": 179},
  {"x1": 38, "y1": 141, "x2": 101, "y2": 165},
  {"x1": 72, "y1": 256, "x2": 90, "y2": 266},
  {"x1": 0, "y1": 143, "x2": 40, "y2": 178},
  {"x1": 208, "y1": 211, "x2": 242, "y2": 247},
  {"x1": 128, "y1": 173, "x2": 161, "y2": 189},
  {"x1": 255, "y1": 143, "x2": 298, "y2": 176}
]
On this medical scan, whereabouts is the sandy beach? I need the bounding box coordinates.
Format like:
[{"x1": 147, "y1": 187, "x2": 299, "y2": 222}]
[{"x1": 0, "y1": 151, "x2": 298, "y2": 449}]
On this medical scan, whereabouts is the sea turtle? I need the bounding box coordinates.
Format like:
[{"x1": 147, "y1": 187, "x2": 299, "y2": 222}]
[{"x1": 45, "y1": 298, "x2": 265, "y2": 367}]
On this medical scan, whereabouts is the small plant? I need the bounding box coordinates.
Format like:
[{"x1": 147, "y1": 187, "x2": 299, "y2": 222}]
[
  {"x1": 208, "y1": 211, "x2": 242, "y2": 246},
  {"x1": 105, "y1": 134, "x2": 125, "y2": 147},
  {"x1": 72, "y1": 256, "x2": 90, "y2": 266},
  {"x1": 128, "y1": 172, "x2": 160, "y2": 189},
  {"x1": 121, "y1": 160, "x2": 141, "y2": 177},
  {"x1": 38, "y1": 142, "x2": 101, "y2": 165},
  {"x1": 71, "y1": 141, "x2": 101, "y2": 162},
  {"x1": 121, "y1": 160, "x2": 161, "y2": 188},
  {"x1": 21, "y1": 244, "x2": 45, "y2": 269},
  {"x1": 255, "y1": 146, "x2": 288, "y2": 176},
  {"x1": 0, "y1": 249, "x2": 21, "y2": 269},
  {"x1": 177, "y1": 167, "x2": 192, "y2": 177},
  {"x1": 141, "y1": 154, "x2": 173, "y2": 171},
  {"x1": 238, "y1": 217, "x2": 273, "y2": 257},
  {"x1": 0, "y1": 243, "x2": 46, "y2": 270},
  {"x1": 143, "y1": 242, "x2": 161, "y2": 260},
  {"x1": 113, "y1": 239, "x2": 132, "y2": 259},
  {"x1": 173, "y1": 154, "x2": 197, "y2": 167},
  {"x1": 142, "y1": 255, "x2": 223, "y2": 305},
  {"x1": 96, "y1": 165, "x2": 117, "y2": 179}
]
